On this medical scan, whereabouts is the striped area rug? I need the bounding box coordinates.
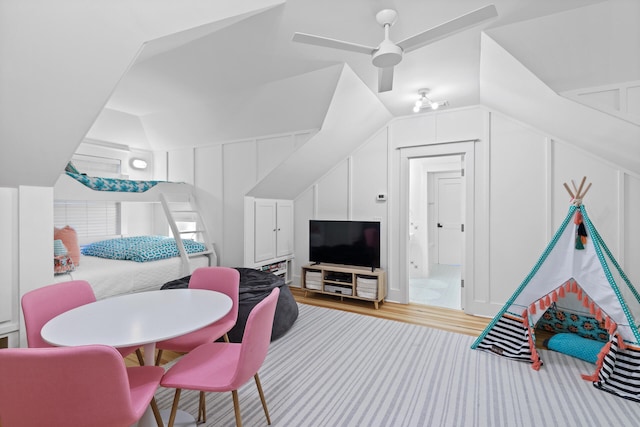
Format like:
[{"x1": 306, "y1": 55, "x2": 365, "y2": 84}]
[{"x1": 154, "y1": 303, "x2": 639, "y2": 426}]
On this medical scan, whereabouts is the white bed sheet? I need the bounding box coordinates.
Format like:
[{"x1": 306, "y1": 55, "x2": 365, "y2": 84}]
[{"x1": 53, "y1": 255, "x2": 209, "y2": 299}]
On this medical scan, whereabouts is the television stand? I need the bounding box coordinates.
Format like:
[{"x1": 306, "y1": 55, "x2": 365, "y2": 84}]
[{"x1": 301, "y1": 263, "x2": 386, "y2": 309}]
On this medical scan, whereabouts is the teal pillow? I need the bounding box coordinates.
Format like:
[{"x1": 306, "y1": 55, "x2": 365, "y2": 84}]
[{"x1": 546, "y1": 333, "x2": 605, "y2": 364}]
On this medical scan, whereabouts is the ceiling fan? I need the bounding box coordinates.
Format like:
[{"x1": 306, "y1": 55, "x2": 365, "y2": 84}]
[{"x1": 292, "y1": 4, "x2": 498, "y2": 93}]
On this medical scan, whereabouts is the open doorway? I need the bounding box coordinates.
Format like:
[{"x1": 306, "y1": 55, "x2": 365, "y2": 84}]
[{"x1": 408, "y1": 155, "x2": 463, "y2": 309}]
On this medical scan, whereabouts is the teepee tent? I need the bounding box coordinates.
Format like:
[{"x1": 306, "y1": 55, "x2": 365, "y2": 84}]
[{"x1": 472, "y1": 178, "x2": 640, "y2": 401}]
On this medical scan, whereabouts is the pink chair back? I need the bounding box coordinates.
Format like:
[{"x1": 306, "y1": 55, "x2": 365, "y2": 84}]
[
  {"x1": 189, "y1": 266, "x2": 240, "y2": 327},
  {"x1": 0, "y1": 345, "x2": 161, "y2": 427},
  {"x1": 21, "y1": 280, "x2": 96, "y2": 348},
  {"x1": 233, "y1": 287, "x2": 280, "y2": 387}
]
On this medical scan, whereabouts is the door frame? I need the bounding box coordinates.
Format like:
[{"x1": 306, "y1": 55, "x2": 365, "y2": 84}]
[{"x1": 398, "y1": 141, "x2": 475, "y2": 309}]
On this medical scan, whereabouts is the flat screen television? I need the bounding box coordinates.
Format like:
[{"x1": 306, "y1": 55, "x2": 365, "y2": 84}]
[{"x1": 309, "y1": 220, "x2": 380, "y2": 270}]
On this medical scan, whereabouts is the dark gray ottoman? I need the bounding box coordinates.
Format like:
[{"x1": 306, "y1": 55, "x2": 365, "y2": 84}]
[{"x1": 161, "y1": 267, "x2": 298, "y2": 342}]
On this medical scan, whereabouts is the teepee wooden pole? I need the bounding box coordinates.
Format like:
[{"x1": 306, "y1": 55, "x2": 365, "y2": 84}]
[
  {"x1": 563, "y1": 183, "x2": 575, "y2": 199},
  {"x1": 563, "y1": 176, "x2": 590, "y2": 203},
  {"x1": 576, "y1": 176, "x2": 587, "y2": 199}
]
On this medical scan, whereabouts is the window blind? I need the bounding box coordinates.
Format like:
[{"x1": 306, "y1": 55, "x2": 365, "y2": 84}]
[{"x1": 54, "y1": 201, "x2": 120, "y2": 238}]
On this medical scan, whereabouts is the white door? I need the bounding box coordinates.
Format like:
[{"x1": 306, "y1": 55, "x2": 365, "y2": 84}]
[
  {"x1": 254, "y1": 200, "x2": 276, "y2": 263},
  {"x1": 436, "y1": 176, "x2": 462, "y2": 265},
  {"x1": 276, "y1": 201, "x2": 293, "y2": 257}
]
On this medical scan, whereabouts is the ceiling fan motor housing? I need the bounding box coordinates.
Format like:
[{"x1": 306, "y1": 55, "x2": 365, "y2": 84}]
[{"x1": 372, "y1": 40, "x2": 402, "y2": 68}]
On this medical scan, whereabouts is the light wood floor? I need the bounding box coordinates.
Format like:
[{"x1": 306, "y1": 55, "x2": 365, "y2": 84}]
[
  {"x1": 127, "y1": 287, "x2": 491, "y2": 367},
  {"x1": 290, "y1": 287, "x2": 490, "y2": 336}
]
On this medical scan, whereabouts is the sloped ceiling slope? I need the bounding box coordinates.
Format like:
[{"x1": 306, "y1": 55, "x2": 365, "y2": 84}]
[
  {"x1": 141, "y1": 65, "x2": 343, "y2": 150},
  {"x1": 485, "y1": 0, "x2": 640, "y2": 93},
  {"x1": 0, "y1": 0, "x2": 284, "y2": 188},
  {"x1": 247, "y1": 64, "x2": 393, "y2": 200},
  {"x1": 480, "y1": 33, "x2": 640, "y2": 174}
]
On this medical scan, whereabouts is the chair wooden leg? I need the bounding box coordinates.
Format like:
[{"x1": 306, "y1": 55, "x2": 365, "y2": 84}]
[
  {"x1": 223, "y1": 333, "x2": 230, "y2": 343},
  {"x1": 197, "y1": 391, "x2": 207, "y2": 423},
  {"x1": 231, "y1": 389, "x2": 243, "y2": 427},
  {"x1": 155, "y1": 349, "x2": 164, "y2": 366},
  {"x1": 150, "y1": 397, "x2": 164, "y2": 427},
  {"x1": 254, "y1": 373, "x2": 271, "y2": 425},
  {"x1": 168, "y1": 389, "x2": 182, "y2": 427},
  {"x1": 136, "y1": 348, "x2": 145, "y2": 366}
]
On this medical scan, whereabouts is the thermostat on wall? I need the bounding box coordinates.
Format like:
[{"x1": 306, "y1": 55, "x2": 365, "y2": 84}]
[{"x1": 376, "y1": 193, "x2": 387, "y2": 201}]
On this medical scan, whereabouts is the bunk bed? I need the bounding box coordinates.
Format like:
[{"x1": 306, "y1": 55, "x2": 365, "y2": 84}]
[{"x1": 53, "y1": 172, "x2": 215, "y2": 299}]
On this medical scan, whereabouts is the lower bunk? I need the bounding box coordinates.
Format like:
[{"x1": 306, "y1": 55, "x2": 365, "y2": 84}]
[{"x1": 54, "y1": 254, "x2": 210, "y2": 300}]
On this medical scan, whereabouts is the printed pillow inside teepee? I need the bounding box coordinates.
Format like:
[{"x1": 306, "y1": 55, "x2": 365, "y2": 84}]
[{"x1": 536, "y1": 305, "x2": 609, "y2": 342}]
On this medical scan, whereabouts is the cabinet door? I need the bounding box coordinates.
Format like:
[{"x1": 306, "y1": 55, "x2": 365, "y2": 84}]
[
  {"x1": 254, "y1": 200, "x2": 277, "y2": 263},
  {"x1": 276, "y1": 201, "x2": 293, "y2": 257}
]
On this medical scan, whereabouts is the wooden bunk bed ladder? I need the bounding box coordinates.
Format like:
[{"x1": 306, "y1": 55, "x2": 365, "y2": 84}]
[{"x1": 160, "y1": 192, "x2": 216, "y2": 276}]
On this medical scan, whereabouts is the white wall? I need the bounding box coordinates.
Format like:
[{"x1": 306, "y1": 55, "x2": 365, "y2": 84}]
[
  {"x1": 18, "y1": 187, "x2": 54, "y2": 346},
  {"x1": 291, "y1": 105, "x2": 640, "y2": 317},
  {"x1": 170, "y1": 131, "x2": 309, "y2": 268},
  {"x1": 488, "y1": 113, "x2": 549, "y2": 306}
]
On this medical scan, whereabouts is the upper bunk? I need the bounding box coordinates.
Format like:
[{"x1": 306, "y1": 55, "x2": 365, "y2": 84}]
[{"x1": 54, "y1": 172, "x2": 195, "y2": 203}]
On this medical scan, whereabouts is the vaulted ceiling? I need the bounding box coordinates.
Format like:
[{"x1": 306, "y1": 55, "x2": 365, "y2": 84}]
[
  {"x1": 95, "y1": 0, "x2": 638, "y2": 151},
  {"x1": 1, "y1": 0, "x2": 637, "y2": 187}
]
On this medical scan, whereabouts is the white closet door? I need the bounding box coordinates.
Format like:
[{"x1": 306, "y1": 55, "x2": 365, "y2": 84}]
[
  {"x1": 254, "y1": 200, "x2": 277, "y2": 263},
  {"x1": 276, "y1": 201, "x2": 293, "y2": 257}
]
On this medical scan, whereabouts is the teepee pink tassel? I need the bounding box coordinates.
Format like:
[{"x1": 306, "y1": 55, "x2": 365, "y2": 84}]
[
  {"x1": 559, "y1": 286, "x2": 566, "y2": 298},
  {"x1": 529, "y1": 303, "x2": 537, "y2": 315},
  {"x1": 595, "y1": 308, "x2": 603, "y2": 321},
  {"x1": 618, "y1": 334, "x2": 627, "y2": 350},
  {"x1": 551, "y1": 290, "x2": 558, "y2": 303},
  {"x1": 582, "y1": 341, "x2": 612, "y2": 382}
]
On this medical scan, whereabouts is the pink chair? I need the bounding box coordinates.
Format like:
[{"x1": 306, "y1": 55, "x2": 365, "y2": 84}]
[
  {"x1": 0, "y1": 345, "x2": 164, "y2": 427},
  {"x1": 154, "y1": 266, "x2": 240, "y2": 365},
  {"x1": 161, "y1": 287, "x2": 280, "y2": 427},
  {"x1": 21, "y1": 280, "x2": 144, "y2": 364}
]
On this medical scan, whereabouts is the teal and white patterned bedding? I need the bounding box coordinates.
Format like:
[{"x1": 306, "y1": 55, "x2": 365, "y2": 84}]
[
  {"x1": 66, "y1": 171, "x2": 161, "y2": 192},
  {"x1": 81, "y1": 236, "x2": 207, "y2": 262}
]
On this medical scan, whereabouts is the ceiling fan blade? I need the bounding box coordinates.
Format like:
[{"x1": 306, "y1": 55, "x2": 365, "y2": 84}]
[
  {"x1": 378, "y1": 67, "x2": 394, "y2": 92},
  {"x1": 292, "y1": 32, "x2": 375, "y2": 55},
  {"x1": 397, "y1": 4, "x2": 498, "y2": 53}
]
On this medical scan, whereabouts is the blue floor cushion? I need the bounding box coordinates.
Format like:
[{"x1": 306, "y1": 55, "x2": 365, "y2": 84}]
[{"x1": 545, "y1": 333, "x2": 606, "y2": 364}]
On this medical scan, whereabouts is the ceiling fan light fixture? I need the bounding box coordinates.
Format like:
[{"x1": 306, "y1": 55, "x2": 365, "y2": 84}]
[{"x1": 413, "y1": 89, "x2": 447, "y2": 113}]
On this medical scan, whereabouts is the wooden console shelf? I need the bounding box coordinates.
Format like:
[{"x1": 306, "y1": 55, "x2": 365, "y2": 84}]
[{"x1": 301, "y1": 263, "x2": 386, "y2": 309}]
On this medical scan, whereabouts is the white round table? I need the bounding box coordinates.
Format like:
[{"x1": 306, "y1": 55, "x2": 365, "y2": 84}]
[{"x1": 41, "y1": 288, "x2": 233, "y2": 427}]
